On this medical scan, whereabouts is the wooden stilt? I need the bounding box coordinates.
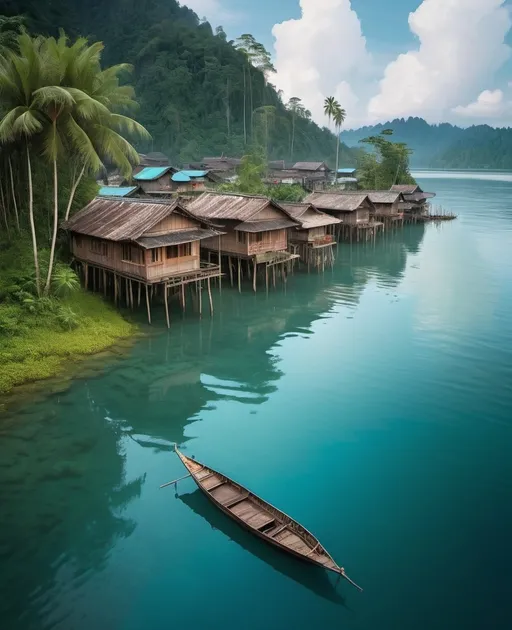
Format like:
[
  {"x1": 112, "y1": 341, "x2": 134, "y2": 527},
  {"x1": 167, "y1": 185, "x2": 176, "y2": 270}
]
[
  {"x1": 265, "y1": 264, "x2": 269, "y2": 294},
  {"x1": 85, "y1": 264, "x2": 89, "y2": 290},
  {"x1": 198, "y1": 280, "x2": 202, "y2": 318},
  {"x1": 103, "y1": 270, "x2": 107, "y2": 296},
  {"x1": 253, "y1": 259, "x2": 257, "y2": 292},
  {"x1": 145, "y1": 284, "x2": 151, "y2": 324},
  {"x1": 129, "y1": 280, "x2": 134, "y2": 310},
  {"x1": 164, "y1": 284, "x2": 170, "y2": 329},
  {"x1": 218, "y1": 237, "x2": 222, "y2": 292},
  {"x1": 207, "y1": 277, "x2": 213, "y2": 316},
  {"x1": 182, "y1": 283, "x2": 186, "y2": 312},
  {"x1": 125, "y1": 278, "x2": 130, "y2": 307},
  {"x1": 228, "y1": 256, "x2": 233, "y2": 287},
  {"x1": 272, "y1": 265, "x2": 276, "y2": 288},
  {"x1": 114, "y1": 273, "x2": 118, "y2": 305},
  {"x1": 237, "y1": 257, "x2": 241, "y2": 293},
  {"x1": 138, "y1": 282, "x2": 141, "y2": 307}
]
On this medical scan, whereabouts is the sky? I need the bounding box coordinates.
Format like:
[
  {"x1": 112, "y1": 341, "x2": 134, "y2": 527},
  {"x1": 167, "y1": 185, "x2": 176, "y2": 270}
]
[{"x1": 182, "y1": 0, "x2": 512, "y2": 129}]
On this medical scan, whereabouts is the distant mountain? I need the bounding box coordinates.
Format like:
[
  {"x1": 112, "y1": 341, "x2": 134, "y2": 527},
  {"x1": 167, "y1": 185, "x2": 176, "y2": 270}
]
[{"x1": 343, "y1": 117, "x2": 512, "y2": 170}]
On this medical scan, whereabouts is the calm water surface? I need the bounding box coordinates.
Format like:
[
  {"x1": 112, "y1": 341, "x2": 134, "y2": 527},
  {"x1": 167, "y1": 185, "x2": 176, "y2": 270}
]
[{"x1": 1, "y1": 172, "x2": 511, "y2": 629}]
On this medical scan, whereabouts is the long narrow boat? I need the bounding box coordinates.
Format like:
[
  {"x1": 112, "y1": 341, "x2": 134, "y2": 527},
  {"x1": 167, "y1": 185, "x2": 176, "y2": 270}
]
[{"x1": 173, "y1": 446, "x2": 362, "y2": 591}]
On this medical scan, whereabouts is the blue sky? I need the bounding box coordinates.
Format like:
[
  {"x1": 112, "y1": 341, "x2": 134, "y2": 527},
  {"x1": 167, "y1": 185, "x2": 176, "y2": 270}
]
[{"x1": 184, "y1": 0, "x2": 512, "y2": 128}]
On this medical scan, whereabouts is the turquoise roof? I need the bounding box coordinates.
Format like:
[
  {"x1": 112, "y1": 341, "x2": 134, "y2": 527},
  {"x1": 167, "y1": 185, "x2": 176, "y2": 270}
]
[
  {"x1": 180, "y1": 170, "x2": 208, "y2": 178},
  {"x1": 99, "y1": 186, "x2": 138, "y2": 197},
  {"x1": 337, "y1": 168, "x2": 356, "y2": 174},
  {"x1": 133, "y1": 166, "x2": 172, "y2": 181},
  {"x1": 172, "y1": 172, "x2": 192, "y2": 182}
]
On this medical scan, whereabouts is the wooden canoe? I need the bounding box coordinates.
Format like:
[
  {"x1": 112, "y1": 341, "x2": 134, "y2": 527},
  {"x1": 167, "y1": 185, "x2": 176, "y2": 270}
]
[{"x1": 174, "y1": 446, "x2": 362, "y2": 591}]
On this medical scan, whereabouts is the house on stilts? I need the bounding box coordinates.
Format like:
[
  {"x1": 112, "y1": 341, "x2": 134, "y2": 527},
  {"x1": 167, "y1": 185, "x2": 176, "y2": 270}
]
[
  {"x1": 65, "y1": 197, "x2": 224, "y2": 327},
  {"x1": 304, "y1": 192, "x2": 382, "y2": 241},
  {"x1": 280, "y1": 202, "x2": 341, "y2": 270},
  {"x1": 390, "y1": 184, "x2": 436, "y2": 221},
  {"x1": 186, "y1": 192, "x2": 300, "y2": 291}
]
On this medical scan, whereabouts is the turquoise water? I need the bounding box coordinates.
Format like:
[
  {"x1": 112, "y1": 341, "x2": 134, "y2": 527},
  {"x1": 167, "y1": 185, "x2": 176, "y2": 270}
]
[{"x1": 1, "y1": 172, "x2": 512, "y2": 629}]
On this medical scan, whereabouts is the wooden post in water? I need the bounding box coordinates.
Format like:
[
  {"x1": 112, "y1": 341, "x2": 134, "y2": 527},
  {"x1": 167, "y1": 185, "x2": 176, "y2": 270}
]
[
  {"x1": 237, "y1": 257, "x2": 241, "y2": 293},
  {"x1": 253, "y1": 259, "x2": 257, "y2": 292},
  {"x1": 181, "y1": 284, "x2": 186, "y2": 313},
  {"x1": 207, "y1": 277, "x2": 213, "y2": 316},
  {"x1": 198, "y1": 280, "x2": 203, "y2": 317},
  {"x1": 145, "y1": 284, "x2": 151, "y2": 324},
  {"x1": 228, "y1": 256, "x2": 233, "y2": 287},
  {"x1": 218, "y1": 236, "x2": 222, "y2": 293},
  {"x1": 114, "y1": 273, "x2": 118, "y2": 305},
  {"x1": 164, "y1": 284, "x2": 170, "y2": 329},
  {"x1": 138, "y1": 282, "x2": 141, "y2": 307},
  {"x1": 129, "y1": 280, "x2": 134, "y2": 310}
]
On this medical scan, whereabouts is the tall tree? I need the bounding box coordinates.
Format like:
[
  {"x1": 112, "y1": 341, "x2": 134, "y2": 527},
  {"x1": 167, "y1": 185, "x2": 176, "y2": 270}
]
[
  {"x1": 287, "y1": 97, "x2": 302, "y2": 161},
  {"x1": 333, "y1": 106, "x2": 346, "y2": 177},
  {"x1": 323, "y1": 96, "x2": 338, "y2": 132}
]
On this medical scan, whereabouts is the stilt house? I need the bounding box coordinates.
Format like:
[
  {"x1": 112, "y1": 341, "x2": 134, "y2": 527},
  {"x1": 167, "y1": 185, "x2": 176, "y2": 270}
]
[
  {"x1": 390, "y1": 184, "x2": 436, "y2": 218},
  {"x1": 187, "y1": 192, "x2": 300, "y2": 291},
  {"x1": 65, "y1": 197, "x2": 223, "y2": 326},
  {"x1": 133, "y1": 166, "x2": 176, "y2": 193},
  {"x1": 280, "y1": 202, "x2": 340, "y2": 269}
]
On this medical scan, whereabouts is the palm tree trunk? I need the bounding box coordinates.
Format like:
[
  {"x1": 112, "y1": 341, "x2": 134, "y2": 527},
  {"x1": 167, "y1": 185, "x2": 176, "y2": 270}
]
[
  {"x1": 44, "y1": 156, "x2": 59, "y2": 296},
  {"x1": 65, "y1": 163, "x2": 86, "y2": 221},
  {"x1": 8, "y1": 157, "x2": 20, "y2": 231},
  {"x1": 0, "y1": 179, "x2": 10, "y2": 240},
  {"x1": 335, "y1": 126, "x2": 340, "y2": 180},
  {"x1": 249, "y1": 68, "x2": 254, "y2": 139},
  {"x1": 26, "y1": 143, "x2": 41, "y2": 297}
]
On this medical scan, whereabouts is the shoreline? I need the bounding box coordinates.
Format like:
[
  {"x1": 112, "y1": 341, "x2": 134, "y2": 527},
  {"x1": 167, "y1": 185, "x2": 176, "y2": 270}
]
[{"x1": 0, "y1": 291, "x2": 139, "y2": 406}]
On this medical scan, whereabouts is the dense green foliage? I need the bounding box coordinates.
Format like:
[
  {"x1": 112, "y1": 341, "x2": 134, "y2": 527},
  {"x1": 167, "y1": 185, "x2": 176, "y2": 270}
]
[
  {"x1": 2, "y1": 0, "x2": 359, "y2": 165},
  {"x1": 0, "y1": 240, "x2": 134, "y2": 394},
  {"x1": 344, "y1": 117, "x2": 512, "y2": 169},
  {"x1": 218, "y1": 150, "x2": 306, "y2": 201},
  {"x1": 357, "y1": 130, "x2": 416, "y2": 189}
]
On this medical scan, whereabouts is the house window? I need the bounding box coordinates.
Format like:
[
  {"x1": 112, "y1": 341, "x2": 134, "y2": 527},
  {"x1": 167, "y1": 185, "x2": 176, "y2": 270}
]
[
  {"x1": 252, "y1": 231, "x2": 270, "y2": 244},
  {"x1": 151, "y1": 248, "x2": 162, "y2": 263},
  {"x1": 166, "y1": 243, "x2": 192, "y2": 259},
  {"x1": 122, "y1": 244, "x2": 143, "y2": 264},
  {"x1": 90, "y1": 238, "x2": 108, "y2": 256},
  {"x1": 236, "y1": 232, "x2": 247, "y2": 244}
]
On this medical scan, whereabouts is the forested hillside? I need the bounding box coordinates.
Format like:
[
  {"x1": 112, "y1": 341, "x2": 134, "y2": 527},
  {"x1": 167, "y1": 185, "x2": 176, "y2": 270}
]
[
  {"x1": 343, "y1": 117, "x2": 512, "y2": 169},
  {"x1": 3, "y1": 0, "x2": 358, "y2": 165}
]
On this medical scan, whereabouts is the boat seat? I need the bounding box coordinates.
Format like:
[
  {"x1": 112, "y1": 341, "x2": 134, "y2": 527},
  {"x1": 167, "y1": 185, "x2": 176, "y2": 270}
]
[
  {"x1": 222, "y1": 493, "x2": 250, "y2": 508},
  {"x1": 207, "y1": 480, "x2": 227, "y2": 492},
  {"x1": 267, "y1": 524, "x2": 288, "y2": 538},
  {"x1": 257, "y1": 519, "x2": 276, "y2": 533}
]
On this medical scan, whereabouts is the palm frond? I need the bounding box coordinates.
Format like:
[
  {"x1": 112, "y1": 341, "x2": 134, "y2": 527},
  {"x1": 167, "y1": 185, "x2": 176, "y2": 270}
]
[{"x1": 33, "y1": 85, "x2": 75, "y2": 108}]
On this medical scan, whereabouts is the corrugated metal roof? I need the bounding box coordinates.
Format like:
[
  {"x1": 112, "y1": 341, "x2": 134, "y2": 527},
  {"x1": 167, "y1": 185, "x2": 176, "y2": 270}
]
[
  {"x1": 172, "y1": 172, "x2": 192, "y2": 182},
  {"x1": 390, "y1": 184, "x2": 422, "y2": 194},
  {"x1": 99, "y1": 186, "x2": 138, "y2": 197},
  {"x1": 136, "y1": 229, "x2": 222, "y2": 249},
  {"x1": 234, "y1": 219, "x2": 298, "y2": 233},
  {"x1": 304, "y1": 192, "x2": 371, "y2": 212},
  {"x1": 335, "y1": 177, "x2": 358, "y2": 183},
  {"x1": 188, "y1": 192, "x2": 271, "y2": 221},
  {"x1": 133, "y1": 166, "x2": 173, "y2": 181},
  {"x1": 293, "y1": 162, "x2": 329, "y2": 171},
  {"x1": 281, "y1": 203, "x2": 341, "y2": 229},
  {"x1": 180, "y1": 170, "x2": 208, "y2": 178},
  {"x1": 65, "y1": 197, "x2": 196, "y2": 241},
  {"x1": 337, "y1": 168, "x2": 356, "y2": 174}
]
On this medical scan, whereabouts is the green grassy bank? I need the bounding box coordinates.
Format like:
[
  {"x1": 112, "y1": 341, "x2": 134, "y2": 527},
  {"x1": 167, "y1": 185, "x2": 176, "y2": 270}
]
[{"x1": 0, "y1": 290, "x2": 135, "y2": 395}]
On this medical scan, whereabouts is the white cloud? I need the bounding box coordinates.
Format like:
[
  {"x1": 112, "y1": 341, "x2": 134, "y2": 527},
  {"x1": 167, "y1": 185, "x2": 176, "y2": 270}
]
[
  {"x1": 368, "y1": 0, "x2": 512, "y2": 124},
  {"x1": 272, "y1": 0, "x2": 373, "y2": 128},
  {"x1": 453, "y1": 89, "x2": 511, "y2": 119}
]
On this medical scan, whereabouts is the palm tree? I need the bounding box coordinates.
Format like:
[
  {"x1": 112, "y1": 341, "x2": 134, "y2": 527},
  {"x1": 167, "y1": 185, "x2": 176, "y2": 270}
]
[
  {"x1": 0, "y1": 31, "x2": 150, "y2": 296},
  {"x1": 0, "y1": 33, "x2": 47, "y2": 295},
  {"x1": 287, "y1": 97, "x2": 302, "y2": 161},
  {"x1": 324, "y1": 96, "x2": 338, "y2": 132},
  {"x1": 333, "y1": 106, "x2": 347, "y2": 179}
]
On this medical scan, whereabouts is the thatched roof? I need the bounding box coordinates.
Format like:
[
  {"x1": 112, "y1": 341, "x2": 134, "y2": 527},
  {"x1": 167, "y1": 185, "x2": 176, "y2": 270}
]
[
  {"x1": 136, "y1": 229, "x2": 221, "y2": 249},
  {"x1": 234, "y1": 219, "x2": 298, "y2": 233},
  {"x1": 187, "y1": 192, "x2": 297, "y2": 223},
  {"x1": 293, "y1": 161, "x2": 330, "y2": 172},
  {"x1": 363, "y1": 191, "x2": 404, "y2": 204},
  {"x1": 65, "y1": 197, "x2": 203, "y2": 241},
  {"x1": 390, "y1": 184, "x2": 422, "y2": 194},
  {"x1": 304, "y1": 192, "x2": 371, "y2": 212},
  {"x1": 280, "y1": 203, "x2": 341, "y2": 229}
]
